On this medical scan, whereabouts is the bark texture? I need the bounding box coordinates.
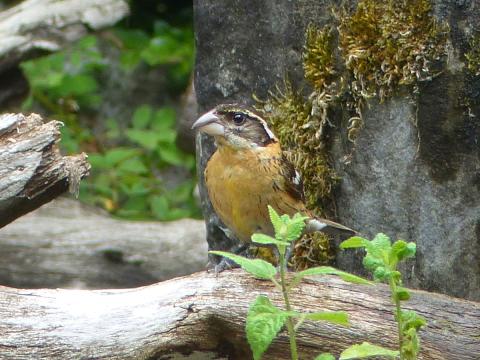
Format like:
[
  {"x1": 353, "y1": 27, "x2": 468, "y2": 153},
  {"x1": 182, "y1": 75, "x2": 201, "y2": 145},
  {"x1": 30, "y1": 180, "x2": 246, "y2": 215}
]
[
  {"x1": 0, "y1": 113, "x2": 90, "y2": 228},
  {"x1": 0, "y1": 270, "x2": 478, "y2": 359},
  {"x1": 193, "y1": 0, "x2": 480, "y2": 300},
  {"x1": 1, "y1": 197, "x2": 207, "y2": 289}
]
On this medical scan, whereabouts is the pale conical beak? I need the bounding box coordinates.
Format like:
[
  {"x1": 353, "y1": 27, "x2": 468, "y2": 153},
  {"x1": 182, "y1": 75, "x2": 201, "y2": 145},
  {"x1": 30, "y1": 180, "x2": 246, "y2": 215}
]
[{"x1": 191, "y1": 109, "x2": 225, "y2": 136}]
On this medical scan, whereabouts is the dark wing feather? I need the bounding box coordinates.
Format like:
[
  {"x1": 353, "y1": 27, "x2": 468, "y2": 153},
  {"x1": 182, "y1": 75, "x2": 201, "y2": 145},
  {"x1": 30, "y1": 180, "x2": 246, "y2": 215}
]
[{"x1": 279, "y1": 155, "x2": 305, "y2": 203}]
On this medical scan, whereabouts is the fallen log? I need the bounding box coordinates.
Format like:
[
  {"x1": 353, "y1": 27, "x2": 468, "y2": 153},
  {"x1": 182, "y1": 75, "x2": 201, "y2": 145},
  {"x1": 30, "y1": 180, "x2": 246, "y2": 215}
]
[
  {"x1": 0, "y1": 197, "x2": 207, "y2": 289},
  {"x1": 0, "y1": 0, "x2": 129, "y2": 72},
  {"x1": 0, "y1": 113, "x2": 90, "y2": 228},
  {"x1": 0, "y1": 270, "x2": 478, "y2": 359}
]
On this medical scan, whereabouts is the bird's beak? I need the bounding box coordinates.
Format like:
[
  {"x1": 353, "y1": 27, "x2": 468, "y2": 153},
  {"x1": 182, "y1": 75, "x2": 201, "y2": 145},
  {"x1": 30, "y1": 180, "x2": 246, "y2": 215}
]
[{"x1": 191, "y1": 109, "x2": 225, "y2": 136}]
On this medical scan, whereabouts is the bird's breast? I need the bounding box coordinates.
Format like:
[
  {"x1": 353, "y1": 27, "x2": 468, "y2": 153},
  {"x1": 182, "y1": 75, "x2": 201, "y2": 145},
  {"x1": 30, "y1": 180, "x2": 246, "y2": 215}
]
[{"x1": 205, "y1": 147, "x2": 280, "y2": 242}]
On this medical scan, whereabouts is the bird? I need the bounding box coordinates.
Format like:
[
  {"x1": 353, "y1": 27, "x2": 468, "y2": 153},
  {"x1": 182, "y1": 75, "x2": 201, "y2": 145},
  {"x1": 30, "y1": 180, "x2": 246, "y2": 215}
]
[{"x1": 192, "y1": 103, "x2": 356, "y2": 253}]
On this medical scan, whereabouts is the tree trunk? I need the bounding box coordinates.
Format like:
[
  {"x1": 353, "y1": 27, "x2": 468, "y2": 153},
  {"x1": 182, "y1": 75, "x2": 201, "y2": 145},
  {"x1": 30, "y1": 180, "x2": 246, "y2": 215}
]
[
  {"x1": 0, "y1": 113, "x2": 90, "y2": 228},
  {"x1": 0, "y1": 197, "x2": 207, "y2": 289},
  {"x1": 0, "y1": 270, "x2": 478, "y2": 359}
]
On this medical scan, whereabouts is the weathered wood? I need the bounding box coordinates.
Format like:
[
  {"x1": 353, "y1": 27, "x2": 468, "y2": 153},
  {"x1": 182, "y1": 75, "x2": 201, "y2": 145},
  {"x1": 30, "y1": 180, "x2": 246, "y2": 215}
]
[
  {"x1": 0, "y1": 113, "x2": 90, "y2": 228},
  {"x1": 0, "y1": 197, "x2": 207, "y2": 289},
  {"x1": 0, "y1": 270, "x2": 478, "y2": 359},
  {"x1": 0, "y1": 0, "x2": 129, "y2": 72}
]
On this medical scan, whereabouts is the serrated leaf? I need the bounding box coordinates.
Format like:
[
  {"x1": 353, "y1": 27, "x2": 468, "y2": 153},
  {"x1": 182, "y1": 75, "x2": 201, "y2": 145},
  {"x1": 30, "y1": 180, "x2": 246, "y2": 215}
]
[
  {"x1": 340, "y1": 236, "x2": 369, "y2": 249},
  {"x1": 209, "y1": 251, "x2": 277, "y2": 279},
  {"x1": 252, "y1": 233, "x2": 289, "y2": 247},
  {"x1": 315, "y1": 354, "x2": 335, "y2": 360},
  {"x1": 285, "y1": 218, "x2": 307, "y2": 242},
  {"x1": 367, "y1": 233, "x2": 392, "y2": 260},
  {"x1": 340, "y1": 342, "x2": 400, "y2": 359},
  {"x1": 297, "y1": 266, "x2": 372, "y2": 285},
  {"x1": 246, "y1": 295, "x2": 289, "y2": 360},
  {"x1": 305, "y1": 311, "x2": 349, "y2": 326},
  {"x1": 267, "y1": 205, "x2": 283, "y2": 235}
]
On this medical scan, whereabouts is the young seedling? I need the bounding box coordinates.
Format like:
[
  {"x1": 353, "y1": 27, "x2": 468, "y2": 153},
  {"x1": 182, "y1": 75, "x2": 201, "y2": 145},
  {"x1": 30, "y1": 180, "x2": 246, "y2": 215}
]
[
  {"x1": 211, "y1": 206, "x2": 373, "y2": 360},
  {"x1": 340, "y1": 233, "x2": 427, "y2": 360}
]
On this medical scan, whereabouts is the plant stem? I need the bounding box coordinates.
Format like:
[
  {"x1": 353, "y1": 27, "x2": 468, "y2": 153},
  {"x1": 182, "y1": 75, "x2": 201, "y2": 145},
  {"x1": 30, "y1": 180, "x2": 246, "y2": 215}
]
[
  {"x1": 279, "y1": 253, "x2": 298, "y2": 360},
  {"x1": 389, "y1": 277, "x2": 404, "y2": 360}
]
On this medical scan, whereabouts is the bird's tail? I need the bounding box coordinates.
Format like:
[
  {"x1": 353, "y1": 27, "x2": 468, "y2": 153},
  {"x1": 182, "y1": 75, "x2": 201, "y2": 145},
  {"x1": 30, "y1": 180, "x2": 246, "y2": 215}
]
[{"x1": 305, "y1": 217, "x2": 357, "y2": 236}]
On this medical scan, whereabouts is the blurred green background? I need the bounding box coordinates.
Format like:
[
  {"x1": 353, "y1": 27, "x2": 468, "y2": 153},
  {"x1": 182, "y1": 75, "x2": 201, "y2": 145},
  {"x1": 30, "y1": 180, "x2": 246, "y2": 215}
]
[{"x1": 7, "y1": 0, "x2": 201, "y2": 221}]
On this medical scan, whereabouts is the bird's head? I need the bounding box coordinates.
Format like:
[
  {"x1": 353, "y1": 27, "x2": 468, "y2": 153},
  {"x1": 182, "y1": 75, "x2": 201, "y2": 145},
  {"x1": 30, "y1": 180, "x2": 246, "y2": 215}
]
[{"x1": 192, "y1": 104, "x2": 277, "y2": 149}]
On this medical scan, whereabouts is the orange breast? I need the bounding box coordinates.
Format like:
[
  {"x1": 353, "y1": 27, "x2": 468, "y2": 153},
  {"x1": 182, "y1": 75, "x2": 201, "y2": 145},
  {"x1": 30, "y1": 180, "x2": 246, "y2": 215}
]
[{"x1": 205, "y1": 144, "x2": 306, "y2": 243}]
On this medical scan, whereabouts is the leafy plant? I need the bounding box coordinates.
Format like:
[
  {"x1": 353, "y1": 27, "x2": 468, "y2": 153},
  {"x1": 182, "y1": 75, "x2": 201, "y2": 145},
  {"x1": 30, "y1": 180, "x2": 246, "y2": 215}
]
[
  {"x1": 341, "y1": 233, "x2": 426, "y2": 359},
  {"x1": 81, "y1": 105, "x2": 200, "y2": 220},
  {"x1": 211, "y1": 206, "x2": 382, "y2": 360},
  {"x1": 19, "y1": 18, "x2": 199, "y2": 222}
]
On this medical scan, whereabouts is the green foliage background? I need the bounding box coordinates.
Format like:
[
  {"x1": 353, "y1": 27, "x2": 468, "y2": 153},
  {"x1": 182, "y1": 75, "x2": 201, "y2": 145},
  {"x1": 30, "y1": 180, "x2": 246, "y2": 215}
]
[{"x1": 18, "y1": 0, "x2": 200, "y2": 221}]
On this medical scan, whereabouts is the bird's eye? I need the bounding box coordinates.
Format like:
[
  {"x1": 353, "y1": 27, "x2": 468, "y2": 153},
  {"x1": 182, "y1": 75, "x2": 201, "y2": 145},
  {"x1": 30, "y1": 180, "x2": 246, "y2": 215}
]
[{"x1": 233, "y1": 113, "x2": 246, "y2": 125}]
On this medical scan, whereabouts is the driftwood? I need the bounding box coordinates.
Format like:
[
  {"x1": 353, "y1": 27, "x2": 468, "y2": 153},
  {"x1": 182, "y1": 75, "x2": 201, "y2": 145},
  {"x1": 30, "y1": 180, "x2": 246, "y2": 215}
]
[
  {"x1": 0, "y1": 270, "x2": 478, "y2": 359},
  {"x1": 0, "y1": 0, "x2": 129, "y2": 72},
  {"x1": 0, "y1": 197, "x2": 207, "y2": 289},
  {"x1": 0, "y1": 113, "x2": 90, "y2": 228}
]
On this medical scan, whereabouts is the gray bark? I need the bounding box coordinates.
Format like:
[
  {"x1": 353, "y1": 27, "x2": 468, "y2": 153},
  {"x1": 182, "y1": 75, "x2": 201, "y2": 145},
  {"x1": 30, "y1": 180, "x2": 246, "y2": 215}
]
[
  {"x1": 0, "y1": 113, "x2": 90, "y2": 228},
  {"x1": 193, "y1": 0, "x2": 480, "y2": 300},
  {"x1": 0, "y1": 197, "x2": 207, "y2": 289},
  {"x1": 0, "y1": 270, "x2": 478, "y2": 359}
]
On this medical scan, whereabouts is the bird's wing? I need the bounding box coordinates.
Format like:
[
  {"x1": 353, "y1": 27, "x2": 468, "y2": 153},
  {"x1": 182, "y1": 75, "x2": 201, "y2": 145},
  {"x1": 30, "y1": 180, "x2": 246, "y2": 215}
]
[{"x1": 278, "y1": 155, "x2": 305, "y2": 203}]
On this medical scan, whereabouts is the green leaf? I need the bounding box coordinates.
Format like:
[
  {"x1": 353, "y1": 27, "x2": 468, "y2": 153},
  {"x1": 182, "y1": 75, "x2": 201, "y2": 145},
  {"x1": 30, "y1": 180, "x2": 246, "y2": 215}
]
[
  {"x1": 251, "y1": 233, "x2": 289, "y2": 247},
  {"x1": 132, "y1": 105, "x2": 153, "y2": 129},
  {"x1": 267, "y1": 205, "x2": 283, "y2": 236},
  {"x1": 400, "y1": 310, "x2": 427, "y2": 331},
  {"x1": 152, "y1": 107, "x2": 176, "y2": 130},
  {"x1": 125, "y1": 129, "x2": 160, "y2": 150},
  {"x1": 340, "y1": 236, "x2": 369, "y2": 249},
  {"x1": 285, "y1": 215, "x2": 308, "y2": 242},
  {"x1": 151, "y1": 195, "x2": 169, "y2": 220},
  {"x1": 394, "y1": 287, "x2": 410, "y2": 301},
  {"x1": 315, "y1": 353, "x2": 335, "y2": 360},
  {"x1": 297, "y1": 266, "x2": 372, "y2": 285},
  {"x1": 116, "y1": 158, "x2": 149, "y2": 174},
  {"x1": 304, "y1": 311, "x2": 349, "y2": 326},
  {"x1": 392, "y1": 240, "x2": 416, "y2": 261},
  {"x1": 209, "y1": 251, "x2": 277, "y2": 279},
  {"x1": 246, "y1": 295, "x2": 289, "y2": 360},
  {"x1": 103, "y1": 148, "x2": 140, "y2": 166},
  {"x1": 340, "y1": 342, "x2": 400, "y2": 359},
  {"x1": 157, "y1": 144, "x2": 185, "y2": 166},
  {"x1": 367, "y1": 233, "x2": 392, "y2": 259}
]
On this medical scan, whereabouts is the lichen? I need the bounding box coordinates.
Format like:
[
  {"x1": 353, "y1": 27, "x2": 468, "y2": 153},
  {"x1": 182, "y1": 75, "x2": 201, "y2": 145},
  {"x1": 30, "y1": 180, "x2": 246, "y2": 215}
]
[{"x1": 465, "y1": 34, "x2": 480, "y2": 76}]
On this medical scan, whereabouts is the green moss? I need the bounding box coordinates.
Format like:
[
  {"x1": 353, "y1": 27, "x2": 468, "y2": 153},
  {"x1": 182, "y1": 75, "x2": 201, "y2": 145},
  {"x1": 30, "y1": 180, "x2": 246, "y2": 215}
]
[
  {"x1": 254, "y1": 0, "x2": 449, "y2": 268},
  {"x1": 303, "y1": 25, "x2": 336, "y2": 91},
  {"x1": 338, "y1": 0, "x2": 448, "y2": 101},
  {"x1": 255, "y1": 81, "x2": 337, "y2": 269},
  {"x1": 466, "y1": 34, "x2": 480, "y2": 76}
]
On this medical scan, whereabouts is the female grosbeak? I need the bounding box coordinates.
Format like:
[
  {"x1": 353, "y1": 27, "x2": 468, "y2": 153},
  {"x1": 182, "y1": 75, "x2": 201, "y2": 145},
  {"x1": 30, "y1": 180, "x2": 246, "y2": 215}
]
[{"x1": 192, "y1": 104, "x2": 355, "y2": 248}]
